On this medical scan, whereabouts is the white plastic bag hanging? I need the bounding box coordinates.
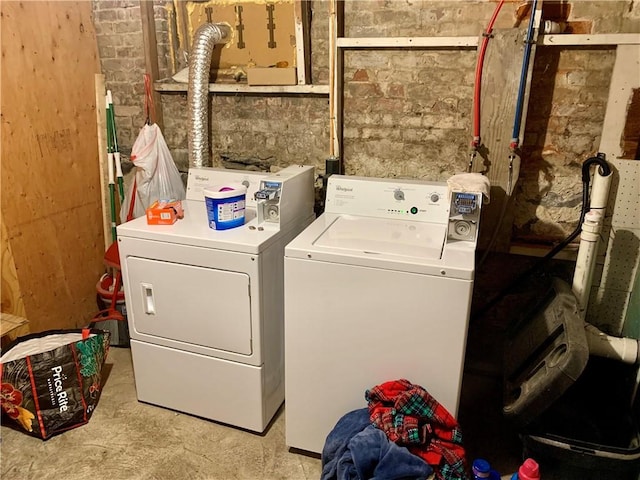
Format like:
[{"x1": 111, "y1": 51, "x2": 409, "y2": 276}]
[{"x1": 120, "y1": 123, "x2": 185, "y2": 221}]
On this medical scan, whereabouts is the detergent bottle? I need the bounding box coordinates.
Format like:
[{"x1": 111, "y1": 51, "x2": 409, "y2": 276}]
[
  {"x1": 510, "y1": 458, "x2": 540, "y2": 480},
  {"x1": 472, "y1": 458, "x2": 500, "y2": 480}
]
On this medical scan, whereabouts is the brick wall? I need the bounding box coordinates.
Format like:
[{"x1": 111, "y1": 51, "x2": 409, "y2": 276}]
[
  {"x1": 515, "y1": 46, "x2": 616, "y2": 241},
  {"x1": 93, "y1": 0, "x2": 147, "y2": 149},
  {"x1": 91, "y1": 0, "x2": 639, "y2": 246},
  {"x1": 342, "y1": 48, "x2": 476, "y2": 180}
]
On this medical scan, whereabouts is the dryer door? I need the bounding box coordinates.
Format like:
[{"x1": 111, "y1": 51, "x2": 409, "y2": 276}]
[{"x1": 126, "y1": 257, "x2": 252, "y2": 355}]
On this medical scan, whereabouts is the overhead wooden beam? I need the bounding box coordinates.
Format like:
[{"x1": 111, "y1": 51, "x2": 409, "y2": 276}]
[
  {"x1": 334, "y1": 33, "x2": 640, "y2": 49},
  {"x1": 155, "y1": 82, "x2": 330, "y2": 94},
  {"x1": 336, "y1": 36, "x2": 478, "y2": 49}
]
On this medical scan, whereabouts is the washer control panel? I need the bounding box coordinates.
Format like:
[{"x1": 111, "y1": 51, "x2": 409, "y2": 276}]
[
  {"x1": 447, "y1": 191, "x2": 482, "y2": 242},
  {"x1": 325, "y1": 175, "x2": 450, "y2": 224}
]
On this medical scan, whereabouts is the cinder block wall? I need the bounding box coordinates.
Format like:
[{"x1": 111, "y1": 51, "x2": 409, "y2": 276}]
[{"x1": 91, "y1": 0, "x2": 639, "y2": 245}]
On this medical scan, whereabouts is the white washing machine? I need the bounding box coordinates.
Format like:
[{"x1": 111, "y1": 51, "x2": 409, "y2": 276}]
[
  {"x1": 117, "y1": 165, "x2": 314, "y2": 433},
  {"x1": 284, "y1": 174, "x2": 483, "y2": 453}
]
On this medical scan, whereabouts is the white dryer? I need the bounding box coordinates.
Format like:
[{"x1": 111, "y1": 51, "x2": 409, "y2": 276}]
[
  {"x1": 284, "y1": 174, "x2": 483, "y2": 453},
  {"x1": 117, "y1": 165, "x2": 314, "y2": 433}
]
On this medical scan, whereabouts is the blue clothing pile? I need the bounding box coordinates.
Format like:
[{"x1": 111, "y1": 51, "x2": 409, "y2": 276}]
[{"x1": 321, "y1": 408, "x2": 433, "y2": 480}]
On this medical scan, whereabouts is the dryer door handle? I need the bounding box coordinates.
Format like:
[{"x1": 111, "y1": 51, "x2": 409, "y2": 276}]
[{"x1": 141, "y1": 283, "x2": 156, "y2": 315}]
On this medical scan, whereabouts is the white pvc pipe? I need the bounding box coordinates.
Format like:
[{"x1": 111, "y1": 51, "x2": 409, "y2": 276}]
[
  {"x1": 572, "y1": 209, "x2": 603, "y2": 314},
  {"x1": 589, "y1": 165, "x2": 613, "y2": 211},
  {"x1": 573, "y1": 164, "x2": 639, "y2": 365},
  {"x1": 572, "y1": 167, "x2": 612, "y2": 315},
  {"x1": 586, "y1": 324, "x2": 639, "y2": 365}
]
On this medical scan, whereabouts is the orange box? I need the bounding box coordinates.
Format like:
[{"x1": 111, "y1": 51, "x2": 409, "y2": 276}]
[{"x1": 146, "y1": 200, "x2": 184, "y2": 225}]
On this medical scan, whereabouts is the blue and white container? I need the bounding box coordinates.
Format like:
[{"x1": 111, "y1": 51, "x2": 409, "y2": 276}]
[
  {"x1": 472, "y1": 459, "x2": 501, "y2": 480},
  {"x1": 203, "y1": 184, "x2": 247, "y2": 230}
]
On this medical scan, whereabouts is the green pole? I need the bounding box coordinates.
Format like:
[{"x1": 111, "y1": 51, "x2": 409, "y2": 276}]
[{"x1": 106, "y1": 102, "x2": 117, "y2": 242}]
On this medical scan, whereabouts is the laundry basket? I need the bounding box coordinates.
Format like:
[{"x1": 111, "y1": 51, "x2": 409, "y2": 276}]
[{"x1": 504, "y1": 279, "x2": 640, "y2": 480}]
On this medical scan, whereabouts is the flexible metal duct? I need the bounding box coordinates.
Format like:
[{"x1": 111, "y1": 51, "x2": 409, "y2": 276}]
[{"x1": 188, "y1": 22, "x2": 231, "y2": 168}]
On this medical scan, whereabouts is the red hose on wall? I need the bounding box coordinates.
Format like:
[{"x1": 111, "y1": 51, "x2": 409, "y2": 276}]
[{"x1": 472, "y1": 0, "x2": 505, "y2": 150}]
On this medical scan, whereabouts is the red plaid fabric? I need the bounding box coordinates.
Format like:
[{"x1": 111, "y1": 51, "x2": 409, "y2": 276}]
[{"x1": 366, "y1": 379, "x2": 469, "y2": 480}]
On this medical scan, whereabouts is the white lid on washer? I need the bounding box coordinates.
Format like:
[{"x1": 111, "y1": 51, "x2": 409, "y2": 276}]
[{"x1": 313, "y1": 215, "x2": 446, "y2": 260}]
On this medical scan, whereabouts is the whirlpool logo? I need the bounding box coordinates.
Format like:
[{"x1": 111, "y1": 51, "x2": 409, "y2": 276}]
[{"x1": 336, "y1": 185, "x2": 353, "y2": 192}]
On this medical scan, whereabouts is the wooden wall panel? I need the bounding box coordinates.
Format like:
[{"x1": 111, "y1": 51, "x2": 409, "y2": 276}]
[
  {"x1": 1, "y1": 1, "x2": 104, "y2": 333},
  {"x1": 474, "y1": 29, "x2": 529, "y2": 253},
  {"x1": 1, "y1": 213, "x2": 29, "y2": 345}
]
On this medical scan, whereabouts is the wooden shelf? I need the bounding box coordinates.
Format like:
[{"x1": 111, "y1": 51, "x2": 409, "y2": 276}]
[
  {"x1": 333, "y1": 33, "x2": 640, "y2": 49},
  {"x1": 336, "y1": 36, "x2": 478, "y2": 48},
  {"x1": 540, "y1": 33, "x2": 640, "y2": 46},
  {"x1": 155, "y1": 82, "x2": 330, "y2": 95}
]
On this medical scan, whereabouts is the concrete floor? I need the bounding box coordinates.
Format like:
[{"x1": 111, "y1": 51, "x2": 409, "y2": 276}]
[
  {"x1": 1, "y1": 343, "x2": 526, "y2": 480},
  {"x1": 1, "y1": 347, "x2": 322, "y2": 480}
]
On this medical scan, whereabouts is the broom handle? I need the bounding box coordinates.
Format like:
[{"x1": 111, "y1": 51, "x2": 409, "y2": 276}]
[{"x1": 106, "y1": 91, "x2": 125, "y2": 203}]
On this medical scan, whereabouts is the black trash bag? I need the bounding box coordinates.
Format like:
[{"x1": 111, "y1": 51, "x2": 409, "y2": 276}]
[{"x1": 0, "y1": 328, "x2": 110, "y2": 439}]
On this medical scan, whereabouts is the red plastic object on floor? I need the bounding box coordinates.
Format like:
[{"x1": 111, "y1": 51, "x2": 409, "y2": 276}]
[
  {"x1": 511, "y1": 458, "x2": 540, "y2": 480},
  {"x1": 92, "y1": 242, "x2": 124, "y2": 323},
  {"x1": 90, "y1": 240, "x2": 130, "y2": 347}
]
